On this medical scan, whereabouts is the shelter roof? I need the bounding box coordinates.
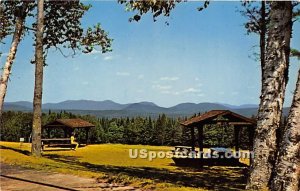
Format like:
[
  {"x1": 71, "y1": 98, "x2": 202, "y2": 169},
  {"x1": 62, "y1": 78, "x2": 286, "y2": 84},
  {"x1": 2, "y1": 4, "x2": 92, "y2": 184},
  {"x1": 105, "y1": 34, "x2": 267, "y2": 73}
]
[
  {"x1": 181, "y1": 110, "x2": 256, "y2": 127},
  {"x1": 44, "y1": 118, "x2": 95, "y2": 129}
]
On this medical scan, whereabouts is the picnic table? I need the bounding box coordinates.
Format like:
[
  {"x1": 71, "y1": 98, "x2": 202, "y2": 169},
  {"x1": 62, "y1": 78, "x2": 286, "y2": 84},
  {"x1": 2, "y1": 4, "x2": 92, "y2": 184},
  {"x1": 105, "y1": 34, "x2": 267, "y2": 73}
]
[
  {"x1": 172, "y1": 146, "x2": 198, "y2": 158},
  {"x1": 41, "y1": 138, "x2": 75, "y2": 150}
]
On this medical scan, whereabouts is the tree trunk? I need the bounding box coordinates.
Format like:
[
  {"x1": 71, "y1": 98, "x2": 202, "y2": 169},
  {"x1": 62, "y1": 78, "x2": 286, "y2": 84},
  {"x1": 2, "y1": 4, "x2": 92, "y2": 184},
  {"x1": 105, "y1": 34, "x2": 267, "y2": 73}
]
[
  {"x1": 259, "y1": 0, "x2": 266, "y2": 78},
  {"x1": 0, "y1": 3, "x2": 27, "y2": 126},
  {"x1": 31, "y1": 0, "x2": 44, "y2": 157},
  {"x1": 271, "y1": 69, "x2": 300, "y2": 191},
  {"x1": 247, "y1": 1, "x2": 293, "y2": 190}
]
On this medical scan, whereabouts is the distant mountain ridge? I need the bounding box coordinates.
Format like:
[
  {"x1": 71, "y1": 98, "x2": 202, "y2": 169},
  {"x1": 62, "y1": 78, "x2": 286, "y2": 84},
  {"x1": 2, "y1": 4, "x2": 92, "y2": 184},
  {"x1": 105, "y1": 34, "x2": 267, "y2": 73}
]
[
  {"x1": 43, "y1": 100, "x2": 128, "y2": 110},
  {"x1": 4, "y1": 99, "x2": 285, "y2": 118},
  {"x1": 219, "y1": 103, "x2": 258, "y2": 109},
  {"x1": 4, "y1": 99, "x2": 248, "y2": 111}
]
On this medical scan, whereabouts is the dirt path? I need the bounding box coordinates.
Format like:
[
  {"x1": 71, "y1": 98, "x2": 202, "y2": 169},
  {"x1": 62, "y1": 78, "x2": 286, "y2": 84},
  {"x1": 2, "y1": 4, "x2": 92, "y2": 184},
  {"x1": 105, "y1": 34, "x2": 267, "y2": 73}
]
[{"x1": 0, "y1": 163, "x2": 141, "y2": 191}]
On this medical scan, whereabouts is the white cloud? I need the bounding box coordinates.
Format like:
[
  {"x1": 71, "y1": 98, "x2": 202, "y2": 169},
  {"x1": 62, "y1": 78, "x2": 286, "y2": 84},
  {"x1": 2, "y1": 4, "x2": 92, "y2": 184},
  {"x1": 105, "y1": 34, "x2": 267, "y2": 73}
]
[
  {"x1": 103, "y1": 55, "x2": 113, "y2": 61},
  {"x1": 161, "y1": 90, "x2": 171, "y2": 94},
  {"x1": 249, "y1": 96, "x2": 256, "y2": 100},
  {"x1": 195, "y1": 77, "x2": 200, "y2": 81},
  {"x1": 183, "y1": 88, "x2": 201, "y2": 93},
  {"x1": 160, "y1": 76, "x2": 179, "y2": 81},
  {"x1": 161, "y1": 90, "x2": 180, "y2": 95},
  {"x1": 87, "y1": 50, "x2": 113, "y2": 61},
  {"x1": 157, "y1": 86, "x2": 202, "y2": 96},
  {"x1": 116, "y1": 72, "x2": 130, "y2": 76},
  {"x1": 152, "y1": 84, "x2": 172, "y2": 90},
  {"x1": 138, "y1": 74, "x2": 144, "y2": 79}
]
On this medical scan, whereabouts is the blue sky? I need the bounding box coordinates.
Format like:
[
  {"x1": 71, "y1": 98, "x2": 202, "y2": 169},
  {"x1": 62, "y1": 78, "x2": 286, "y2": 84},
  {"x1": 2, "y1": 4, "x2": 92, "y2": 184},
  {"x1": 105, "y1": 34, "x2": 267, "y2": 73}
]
[{"x1": 1, "y1": 1, "x2": 299, "y2": 107}]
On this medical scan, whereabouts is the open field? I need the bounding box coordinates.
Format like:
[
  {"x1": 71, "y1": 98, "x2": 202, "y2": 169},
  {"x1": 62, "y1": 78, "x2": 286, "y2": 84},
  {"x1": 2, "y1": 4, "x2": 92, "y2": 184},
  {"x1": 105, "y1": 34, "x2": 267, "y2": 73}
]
[{"x1": 0, "y1": 142, "x2": 249, "y2": 191}]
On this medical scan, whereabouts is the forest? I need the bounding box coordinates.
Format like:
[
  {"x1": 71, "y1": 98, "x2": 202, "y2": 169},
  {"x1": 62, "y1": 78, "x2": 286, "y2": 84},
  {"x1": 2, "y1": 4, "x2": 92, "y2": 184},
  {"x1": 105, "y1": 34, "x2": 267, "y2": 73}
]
[{"x1": 1, "y1": 110, "x2": 256, "y2": 149}]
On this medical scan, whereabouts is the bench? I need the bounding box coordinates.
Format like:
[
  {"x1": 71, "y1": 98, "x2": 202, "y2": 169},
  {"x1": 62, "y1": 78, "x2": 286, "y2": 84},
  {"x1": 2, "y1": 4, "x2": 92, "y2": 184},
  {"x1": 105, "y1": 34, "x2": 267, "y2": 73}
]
[
  {"x1": 172, "y1": 146, "x2": 198, "y2": 158},
  {"x1": 41, "y1": 138, "x2": 76, "y2": 150}
]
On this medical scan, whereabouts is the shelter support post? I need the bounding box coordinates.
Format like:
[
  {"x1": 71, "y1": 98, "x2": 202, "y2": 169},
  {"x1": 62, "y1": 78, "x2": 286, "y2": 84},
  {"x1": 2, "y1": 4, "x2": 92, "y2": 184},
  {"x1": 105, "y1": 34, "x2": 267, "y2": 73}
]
[
  {"x1": 190, "y1": 127, "x2": 195, "y2": 152},
  {"x1": 64, "y1": 129, "x2": 68, "y2": 138},
  {"x1": 47, "y1": 128, "x2": 51, "y2": 138},
  {"x1": 85, "y1": 128, "x2": 89, "y2": 144},
  {"x1": 248, "y1": 125, "x2": 255, "y2": 165},
  {"x1": 197, "y1": 125, "x2": 204, "y2": 158},
  {"x1": 234, "y1": 126, "x2": 240, "y2": 152}
]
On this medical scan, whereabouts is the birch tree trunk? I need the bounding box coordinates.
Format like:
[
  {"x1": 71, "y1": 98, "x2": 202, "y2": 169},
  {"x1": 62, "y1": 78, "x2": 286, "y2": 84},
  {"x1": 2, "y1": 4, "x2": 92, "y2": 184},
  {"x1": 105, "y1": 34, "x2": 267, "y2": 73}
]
[
  {"x1": 247, "y1": 1, "x2": 293, "y2": 190},
  {"x1": 31, "y1": 0, "x2": 44, "y2": 157},
  {"x1": 270, "y1": 69, "x2": 300, "y2": 191},
  {"x1": 0, "y1": 4, "x2": 27, "y2": 125}
]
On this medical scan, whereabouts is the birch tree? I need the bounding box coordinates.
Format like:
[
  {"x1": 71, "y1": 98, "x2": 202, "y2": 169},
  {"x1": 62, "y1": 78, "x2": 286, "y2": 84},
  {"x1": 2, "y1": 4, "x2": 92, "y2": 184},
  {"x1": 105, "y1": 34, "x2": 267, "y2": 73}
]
[
  {"x1": 270, "y1": 69, "x2": 300, "y2": 191},
  {"x1": 246, "y1": 2, "x2": 293, "y2": 189},
  {"x1": 0, "y1": 1, "x2": 33, "y2": 126},
  {"x1": 0, "y1": 0, "x2": 112, "y2": 129}
]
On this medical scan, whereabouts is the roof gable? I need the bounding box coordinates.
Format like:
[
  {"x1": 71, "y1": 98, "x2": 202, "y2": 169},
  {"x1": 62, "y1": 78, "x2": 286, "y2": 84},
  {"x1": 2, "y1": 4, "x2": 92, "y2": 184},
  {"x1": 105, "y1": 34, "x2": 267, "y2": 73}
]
[
  {"x1": 181, "y1": 110, "x2": 256, "y2": 127},
  {"x1": 44, "y1": 118, "x2": 95, "y2": 128}
]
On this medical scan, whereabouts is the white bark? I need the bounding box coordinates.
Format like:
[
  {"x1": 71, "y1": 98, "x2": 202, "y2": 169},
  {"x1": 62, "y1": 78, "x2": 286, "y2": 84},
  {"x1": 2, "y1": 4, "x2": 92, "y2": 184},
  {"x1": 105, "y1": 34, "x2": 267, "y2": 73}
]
[
  {"x1": 271, "y1": 69, "x2": 300, "y2": 191},
  {"x1": 0, "y1": 7, "x2": 26, "y2": 124},
  {"x1": 247, "y1": 2, "x2": 293, "y2": 190}
]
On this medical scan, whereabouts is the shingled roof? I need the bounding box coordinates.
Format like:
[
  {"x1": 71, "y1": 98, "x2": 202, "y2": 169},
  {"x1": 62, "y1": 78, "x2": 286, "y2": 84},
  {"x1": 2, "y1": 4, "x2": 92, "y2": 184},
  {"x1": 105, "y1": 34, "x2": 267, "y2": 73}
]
[
  {"x1": 181, "y1": 110, "x2": 256, "y2": 127},
  {"x1": 44, "y1": 118, "x2": 95, "y2": 129}
]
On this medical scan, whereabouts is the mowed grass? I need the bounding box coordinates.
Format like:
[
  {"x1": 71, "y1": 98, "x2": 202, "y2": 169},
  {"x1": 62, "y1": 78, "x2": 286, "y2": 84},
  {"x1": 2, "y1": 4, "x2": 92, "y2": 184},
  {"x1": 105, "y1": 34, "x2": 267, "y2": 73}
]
[{"x1": 0, "y1": 141, "x2": 248, "y2": 191}]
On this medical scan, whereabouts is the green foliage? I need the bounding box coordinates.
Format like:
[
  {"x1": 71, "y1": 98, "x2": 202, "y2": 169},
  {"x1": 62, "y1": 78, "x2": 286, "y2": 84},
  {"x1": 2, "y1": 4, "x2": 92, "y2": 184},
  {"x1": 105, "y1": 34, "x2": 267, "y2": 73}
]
[
  {"x1": 35, "y1": 0, "x2": 112, "y2": 63},
  {"x1": 1, "y1": 111, "x2": 32, "y2": 142},
  {"x1": 0, "y1": 0, "x2": 35, "y2": 42},
  {"x1": 291, "y1": 48, "x2": 300, "y2": 60},
  {"x1": 0, "y1": 0, "x2": 112, "y2": 63},
  {"x1": 119, "y1": 0, "x2": 209, "y2": 23},
  {"x1": 203, "y1": 124, "x2": 234, "y2": 148},
  {"x1": 119, "y1": 0, "x2": 182, "y2": 22},
  {"x1": 240, "y1": 1, "x2": 270, "y2": 35},
  {"x1": 1, "y1": 111, "x2": 254, "y2": 149}
]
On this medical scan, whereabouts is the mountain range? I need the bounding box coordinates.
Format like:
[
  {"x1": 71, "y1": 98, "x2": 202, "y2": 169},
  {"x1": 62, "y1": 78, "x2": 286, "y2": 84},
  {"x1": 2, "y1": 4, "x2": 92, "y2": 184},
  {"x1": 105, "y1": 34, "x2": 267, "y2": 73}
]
[{"x1": 3, "y1": 100, "x2": 290, "y2": 118}]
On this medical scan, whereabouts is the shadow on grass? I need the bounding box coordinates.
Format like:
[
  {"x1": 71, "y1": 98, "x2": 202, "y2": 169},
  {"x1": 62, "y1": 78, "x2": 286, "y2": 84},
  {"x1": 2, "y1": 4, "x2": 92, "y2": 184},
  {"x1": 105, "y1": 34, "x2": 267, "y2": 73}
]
[
  {"x1": 44, "y1": 154, "x2": 248, "y2": 191},
  {"x1": 43, "y1": 149, "x2": 74, "y2": 152},
  {"x1": 0, "y1": 145, "x2": 31, "y2": 156},
  {"x1": 0, "y1": 145, "x2": 248, "y2": 190}
]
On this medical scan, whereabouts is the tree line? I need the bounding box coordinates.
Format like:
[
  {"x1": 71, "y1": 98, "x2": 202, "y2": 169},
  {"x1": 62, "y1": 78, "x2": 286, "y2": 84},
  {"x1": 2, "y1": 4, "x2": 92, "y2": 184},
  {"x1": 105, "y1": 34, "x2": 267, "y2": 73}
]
[{"x1": 1, "y1": 110, "x2": 258, "y2": 149}]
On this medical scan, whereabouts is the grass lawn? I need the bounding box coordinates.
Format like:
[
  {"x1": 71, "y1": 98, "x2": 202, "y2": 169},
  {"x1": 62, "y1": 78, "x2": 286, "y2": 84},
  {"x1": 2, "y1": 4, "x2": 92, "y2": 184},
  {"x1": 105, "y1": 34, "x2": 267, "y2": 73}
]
[{"x1": 0, "y1": 141, "x2": 249, "y2": 191}]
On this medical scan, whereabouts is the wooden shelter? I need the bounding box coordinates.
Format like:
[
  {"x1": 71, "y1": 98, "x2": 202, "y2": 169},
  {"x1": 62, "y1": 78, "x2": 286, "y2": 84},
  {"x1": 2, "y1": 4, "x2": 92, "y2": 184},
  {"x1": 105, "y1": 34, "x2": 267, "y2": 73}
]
[
  {"x1": 43, "y1": 118, "x2": 95, "y2": 144},
  {"x1": 174, "y1": 110, "x2": 256, "y2": 167},
  {"x1": 181, "y1": 110, "x2": 256, "y2": 153}
]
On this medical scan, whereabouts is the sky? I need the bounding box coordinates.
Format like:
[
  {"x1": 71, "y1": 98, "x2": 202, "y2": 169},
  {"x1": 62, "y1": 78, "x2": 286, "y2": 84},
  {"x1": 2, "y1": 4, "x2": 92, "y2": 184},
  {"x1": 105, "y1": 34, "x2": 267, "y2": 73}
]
[{"x1": 1, "y1": 1, "x2": 300, "y2": 107}]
